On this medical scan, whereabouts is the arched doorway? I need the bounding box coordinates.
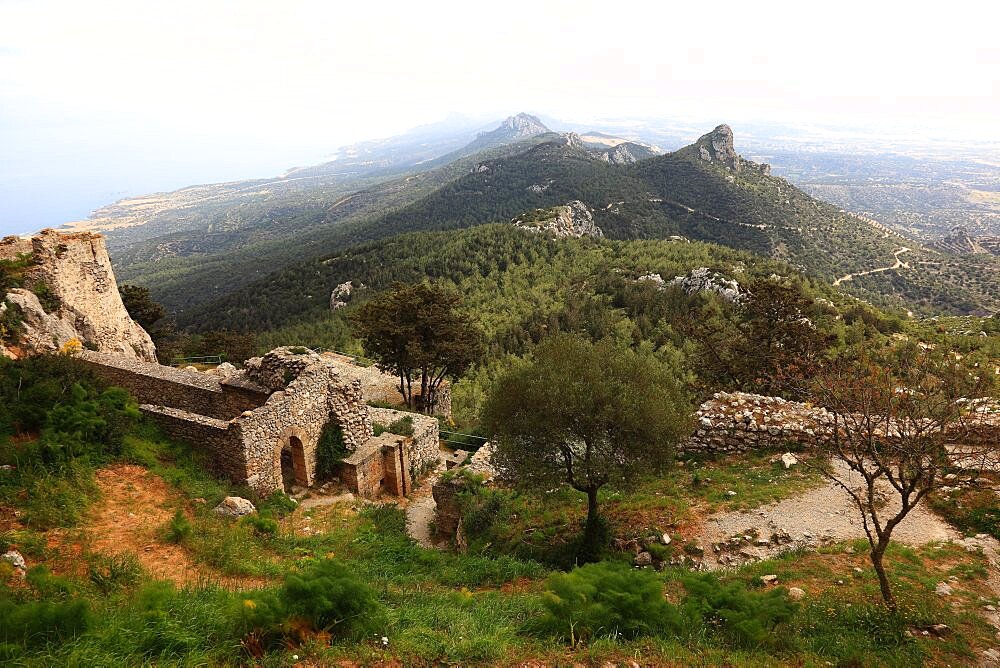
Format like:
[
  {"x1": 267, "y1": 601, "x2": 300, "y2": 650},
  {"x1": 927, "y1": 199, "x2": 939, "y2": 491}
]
[{"x1": 279, "y1": 435, "x2": 309, "y2": 491}]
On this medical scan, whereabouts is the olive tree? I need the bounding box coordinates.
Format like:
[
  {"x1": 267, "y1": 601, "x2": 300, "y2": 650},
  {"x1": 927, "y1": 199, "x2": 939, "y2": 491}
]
[
  {"x1": 811, "y1": 346, "x2": 998, "y2": 612},
  {"x1": 482, "y1": 334, "x2": 691, "y2": 560}
]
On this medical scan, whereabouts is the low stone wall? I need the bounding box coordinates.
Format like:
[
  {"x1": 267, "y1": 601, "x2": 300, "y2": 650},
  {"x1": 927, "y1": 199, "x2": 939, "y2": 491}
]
[
  {"x1": 340, "y1": 434, "x2": 410, "y2": 498},
  {"x1": 140, "y1": 404, "x2": 247, "y2": 481},
  {"x1": 431, "y1": 474, "x2": 466, "y2": 545},
  {"x1": 0, "y1": 236, "x2": 32, "y2": 261},
  {"x1": 79, "y1": 350, "x2": 268, "y2": 420},
  {"x1": 369, "y1": 407, "x2": 440, "y2": 478},
  {"x1": 681, "y1": 392, "x2": 833, "y2": 455}
]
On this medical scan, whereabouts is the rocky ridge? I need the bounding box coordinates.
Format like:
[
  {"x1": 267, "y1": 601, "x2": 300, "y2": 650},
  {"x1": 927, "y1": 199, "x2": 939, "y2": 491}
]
[
  {"x1": 693, "y1": 124, "x2": 771, "y2": 176},
  {"x1": 512, "y1": 200, "x2": 603, "y2": 239}
]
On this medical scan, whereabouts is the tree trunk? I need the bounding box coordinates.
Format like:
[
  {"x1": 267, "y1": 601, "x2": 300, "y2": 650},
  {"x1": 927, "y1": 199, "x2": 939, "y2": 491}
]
[
  {"x1": 580, "y1": 487, "x2": 604, "y2": 563},
  {"x1": 420, "y1": 368, "x2": 429, "y2": 414},
  {"x1": 870, "y1": 539, "x2": 897, "y2": 613}
]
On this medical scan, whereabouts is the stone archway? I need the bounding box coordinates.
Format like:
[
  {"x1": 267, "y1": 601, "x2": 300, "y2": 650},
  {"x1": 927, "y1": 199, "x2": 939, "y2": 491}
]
[{"x1": 275, "y1": 427, "x2": 312, "y2": 491}]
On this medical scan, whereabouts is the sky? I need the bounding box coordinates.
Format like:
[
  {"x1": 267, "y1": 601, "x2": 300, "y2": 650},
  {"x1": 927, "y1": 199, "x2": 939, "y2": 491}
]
[{"x1": 1, "y1": 0, "x2": 998, "y2": 235}]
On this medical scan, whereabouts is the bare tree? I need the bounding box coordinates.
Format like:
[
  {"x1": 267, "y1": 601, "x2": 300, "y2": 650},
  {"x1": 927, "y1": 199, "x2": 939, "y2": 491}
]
[{"x1": 810, "y1": 347, "x2": 998, "y2": 613}]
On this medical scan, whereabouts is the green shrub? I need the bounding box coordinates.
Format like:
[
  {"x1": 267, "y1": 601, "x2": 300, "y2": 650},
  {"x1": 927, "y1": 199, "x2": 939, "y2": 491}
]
[
  {"x1": 0, "y1": 594, "x2": 91, "y2": 648},
  {"x1": 25, "y1": 566, "x2": 76, "y2": 599},
  {"x1": 31, "y1": 281, "x2": 60, "y2": 313},
  {"x1": 249, "y1": 558, "x2": 384, "y2": 640},
  {"x1": 679, "y1": 572, "x2": 796, "y2": 649},
  {"x1": 257, "y1": 490, "x2": 297, "y2": 518},
  {"x1": 241, "y1": 513, "x2": 279, "y2": 537},
  {"x1": 165, "y1": 509, "x2": 193, "y2": 544},
  {"x1": 387, "y1": 415, "x2": 414, "y2": 437},
  {"x1": 535, "y1": 561, "x2": 680, "y2": 646},
  {"x1": 315, "y1": 421, "x2": 348, "y2": 480},
  {"x1": 88, "y1": 553, "x2": 144, "y2": 594}
]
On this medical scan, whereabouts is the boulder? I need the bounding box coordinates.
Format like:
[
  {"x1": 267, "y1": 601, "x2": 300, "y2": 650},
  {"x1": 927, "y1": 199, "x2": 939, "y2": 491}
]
[
  {"x1": 2, "y1": 550, "x2": 26, "y2": 572},
  {"x1": 213, "y1": 496, "x2": 257, "y2": 517},
  {"x1": 760, "y1": 574, "x2": 778, "y2": 585},
  {"x1": 634, "y1": 551, "x2": 653, "y2": 567},
  {"x1": 781, "y1": 452, "x2": 798, "y2": 469},
  {"x1": 787, "y1": 587, "x2": 806, "y2": 601}
]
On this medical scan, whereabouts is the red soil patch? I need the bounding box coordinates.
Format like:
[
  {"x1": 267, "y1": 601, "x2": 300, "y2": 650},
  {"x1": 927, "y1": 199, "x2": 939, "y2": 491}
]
[{"x1": 85, "y1": 464, "x2": 262, "y2": 588}]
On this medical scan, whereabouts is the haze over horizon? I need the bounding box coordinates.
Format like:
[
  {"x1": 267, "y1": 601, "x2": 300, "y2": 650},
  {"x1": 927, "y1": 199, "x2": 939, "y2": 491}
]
[{"x1": 1, "y1": 0, "x2": 998, "y2": 236}]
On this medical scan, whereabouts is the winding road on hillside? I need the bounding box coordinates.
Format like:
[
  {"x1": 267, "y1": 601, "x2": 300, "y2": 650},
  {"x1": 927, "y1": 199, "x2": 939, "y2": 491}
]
[{"x1": 833, "y1": 247, "x2": 911, "y2": 286}]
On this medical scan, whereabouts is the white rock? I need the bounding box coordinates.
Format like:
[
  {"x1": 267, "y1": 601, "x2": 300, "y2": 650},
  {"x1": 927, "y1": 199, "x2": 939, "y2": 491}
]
[
  {"x1": 2, "y1": 550, "x2": 26, "y2": 571},
  {"x1": 935, "y1": 582, "x2": 953, "y2": 596},
  {"x1": 788, "y1": 587, "x2": 806, "y2": 601},
  {"x1": 661, "y1": 533, "x2": 672, "y2": 545},
  {"x1": 781, "y1": 452, "x2": 798, "y2": 469},
  {"x1": 213, "y1": 496, "x2": 257, "y2": 517},
  {"x1": 760, "y1": 574, "x2": 778, "y2": 585}
]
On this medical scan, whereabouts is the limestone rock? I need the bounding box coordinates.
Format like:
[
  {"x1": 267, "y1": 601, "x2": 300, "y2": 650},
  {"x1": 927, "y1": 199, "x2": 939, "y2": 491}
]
[
  {"x1": 760, "y1": 574, "x2": 778, "y2": 585},
  {"x1": 935, "y1": 581, "x2": 953, "y2": 596},
  {"x1": 781, "y1": 452, "x2": 798, "y2": 469},
  {"x1": 1, "y1": 230, "x2": 156, "y2": 361},
  {"x1": 788, "y1": 586, "x2": 806, "y2": 601},
  {"x1": 669, "y1": 267, "x2": 742, "y2": 303},
  {"x1": 213, "y1": 496, "x2": 257, "y2": 517},
  {"x1": 695, "y1": 124, "x2": 741, "y2": 172},
  {"x1": 329, "y1": 280, "x2": 364, "y2": 311},
  {"x1": 2, "y1": 550, "x2": 26, "y2": 572},
  {"x1": 634, "y1": 551, "x2": 653, "y2": 567},
  {"x1": 512, "y1": 201, "x2": 603, "y2": 239}
]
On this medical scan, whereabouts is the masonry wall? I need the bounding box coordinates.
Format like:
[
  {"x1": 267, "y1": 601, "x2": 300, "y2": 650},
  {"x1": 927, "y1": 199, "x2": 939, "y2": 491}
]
[
  {"x1": 141, "y1": 405, "x2": 248, "y2": 481},
  {"x1": 681, "y1": 392, "x2": 832, "y2": 455},
  {"x1": 79, "y1": 351, "x2": 268, "y2": 420},
  {"x1": 236, "y1": 365, "x2": 373, "y2": 493},
  {"x1": 369, "y1": 407, "x2": 440, "y2": 478}
]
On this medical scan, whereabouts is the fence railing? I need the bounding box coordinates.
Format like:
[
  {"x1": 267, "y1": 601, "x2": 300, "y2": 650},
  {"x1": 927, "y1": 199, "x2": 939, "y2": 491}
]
[
  {"x1": 171, "y1": 354, "x2": 224, "y2": 366},
  {"x1": 439, "y1": 429, "x2": 489, "y2": 451}
]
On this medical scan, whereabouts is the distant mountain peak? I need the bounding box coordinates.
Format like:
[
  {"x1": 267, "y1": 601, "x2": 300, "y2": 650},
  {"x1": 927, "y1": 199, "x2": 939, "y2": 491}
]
[
  {"x1": 497, "y1": 112, "x2": 550, "y2": 138},
  {"x1": 695, "y1": 124, "x2": 740, "y2": 171}
]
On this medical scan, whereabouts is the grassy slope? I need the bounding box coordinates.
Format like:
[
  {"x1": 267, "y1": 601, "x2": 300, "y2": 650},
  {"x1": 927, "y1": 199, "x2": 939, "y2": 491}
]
[{"x1": 3, "y1": 424, "x2": 998, "y2": 666}]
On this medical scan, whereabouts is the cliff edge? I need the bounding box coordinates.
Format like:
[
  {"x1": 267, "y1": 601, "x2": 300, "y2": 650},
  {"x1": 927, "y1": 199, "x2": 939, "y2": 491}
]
[{"x1": 1, "y1": 230, "x2": 156, "y2": 361}]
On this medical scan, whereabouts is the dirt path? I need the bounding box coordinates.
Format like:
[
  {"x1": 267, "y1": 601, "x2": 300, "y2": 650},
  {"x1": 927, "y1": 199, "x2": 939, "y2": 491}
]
[
  {"x1": 405, "y1": 461, "x2": 447, "y2": 548},
  {"x1": 85, "y1": 464, "x2": 261, "y2": 587},
  {"x1": 695, "y1": 458, "x2": 963, "y2": 568},
  {"x1": 833, "y1": 246, "x2": 911, "y2": 286}
]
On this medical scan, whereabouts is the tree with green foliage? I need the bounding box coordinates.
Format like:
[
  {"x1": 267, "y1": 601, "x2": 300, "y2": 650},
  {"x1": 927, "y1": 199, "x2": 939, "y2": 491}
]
[
  {"x1": 119, "y1": 285, "x2": 166, "y2": 331},
  {"x1": 482, "y1": 334, "x2": 690, "y2": 561},
  {"x1": 353, "y1": 282, "x2": 482, "y2": 413}
]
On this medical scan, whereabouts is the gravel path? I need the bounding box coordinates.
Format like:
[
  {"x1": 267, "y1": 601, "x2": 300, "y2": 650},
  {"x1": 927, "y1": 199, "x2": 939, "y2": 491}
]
[
  {"x1": 696, "y1": 458, "x2": 961, "y2": 568},
  {"x1": 405, "y1": 456, "x2": 448, "y2": 548}
]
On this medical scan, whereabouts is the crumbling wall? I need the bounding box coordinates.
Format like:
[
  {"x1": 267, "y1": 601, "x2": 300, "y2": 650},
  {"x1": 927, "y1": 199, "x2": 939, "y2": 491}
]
[
  {"x1": 369, "y1": 407, "x2": 440, "y2": 477},
  {"x1": 681, "y1": 392, "x2": 833, "y2": 455},
  {"x1": 235, "y1": 363, "x2": 373, "y2": 493},
  {"x1": 78, "y1": 350, "x2": 268, "y2": 420},
  {"x1": 141, "y1": 405, "x2": 248, "y2": 481}
]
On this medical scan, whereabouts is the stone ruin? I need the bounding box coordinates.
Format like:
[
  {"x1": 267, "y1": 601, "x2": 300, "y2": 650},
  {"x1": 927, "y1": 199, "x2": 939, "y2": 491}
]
[
  {"x1": 79, "y1": 346, "x2": 442, "y2": 497},
  {"x1": 1, "y1": 230, "x2": 155, "y2": 361}
]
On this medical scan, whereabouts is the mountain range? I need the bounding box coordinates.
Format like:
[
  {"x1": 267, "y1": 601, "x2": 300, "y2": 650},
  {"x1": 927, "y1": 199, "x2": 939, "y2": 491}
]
[{"x1": 65, "y1": 113, "x2": 1000, "y2": 321}]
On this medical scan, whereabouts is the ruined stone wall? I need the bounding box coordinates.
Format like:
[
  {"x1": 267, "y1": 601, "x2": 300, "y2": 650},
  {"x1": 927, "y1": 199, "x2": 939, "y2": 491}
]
[
  {"x1": 22, "y1": 230, "x2": 156, "y2": 361},
  {"x1": 78, "y1": 351, "x2": 268, "y2": 420},
  {"x1": 681, "y1": 392, "x2": 833, "y2": 455},
  {"x1": 236, "y1": 364, "x2": 373, "y2": 493},
  {"x1": 0, "y1": 236, "x2": 32, "y2": 261},
  {"x1": 141, "y1": 405, "x2": 248, "y2": 481},
  {"x1": 369, "y1": 407, "x2": 440, "y2": 477}
]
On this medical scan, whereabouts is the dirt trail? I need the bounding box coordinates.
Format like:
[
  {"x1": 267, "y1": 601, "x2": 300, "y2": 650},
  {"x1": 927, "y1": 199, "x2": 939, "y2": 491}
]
[
  {"x1": 405, "y1": 461, "x2": 447, "y2": 548},
  {"x1": 85, "y1": 464, "x2": 262, "y2": 587},
  {"x1": 695, "y1": 458, "x2": 963, "y2": 569},
  {"x1": 833, "y1": 247, "x2": 911, "y2": 286}
]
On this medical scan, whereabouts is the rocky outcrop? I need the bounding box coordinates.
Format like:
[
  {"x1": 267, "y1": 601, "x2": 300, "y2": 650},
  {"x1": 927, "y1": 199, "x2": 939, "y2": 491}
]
[
  {"x1": 669, "y1": 268, "x2": 743, "y2": 302},
  {"x1": 596, "y1": 142, "x2": 660, "y2": 165},
  {"x1": 692, "y1": 124, "x2": 771, "y2": 176},
  {"x1": 330, "y1": 280, "x2": 363, "y2": 310},
  {"x1": 512, "y1": 201, "x2": 603, "y2": 239},
  {"x1": 1, "y1": 230, "x2": 155, "y2": 361},
  {"x1": 636, "y1": 268, "x2": 742, "y2": 303}
]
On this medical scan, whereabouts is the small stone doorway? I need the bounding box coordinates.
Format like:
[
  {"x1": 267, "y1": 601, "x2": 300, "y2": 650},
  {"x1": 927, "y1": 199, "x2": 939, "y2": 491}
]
[{"x1": 280, "y1": 435, "x2": 309, "y2": 491}]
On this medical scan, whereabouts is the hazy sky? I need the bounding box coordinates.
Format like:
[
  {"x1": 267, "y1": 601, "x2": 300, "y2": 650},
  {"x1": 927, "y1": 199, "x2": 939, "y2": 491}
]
[{"x1": 1, "y1": 0, "x2": 997, "y2": 234}]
